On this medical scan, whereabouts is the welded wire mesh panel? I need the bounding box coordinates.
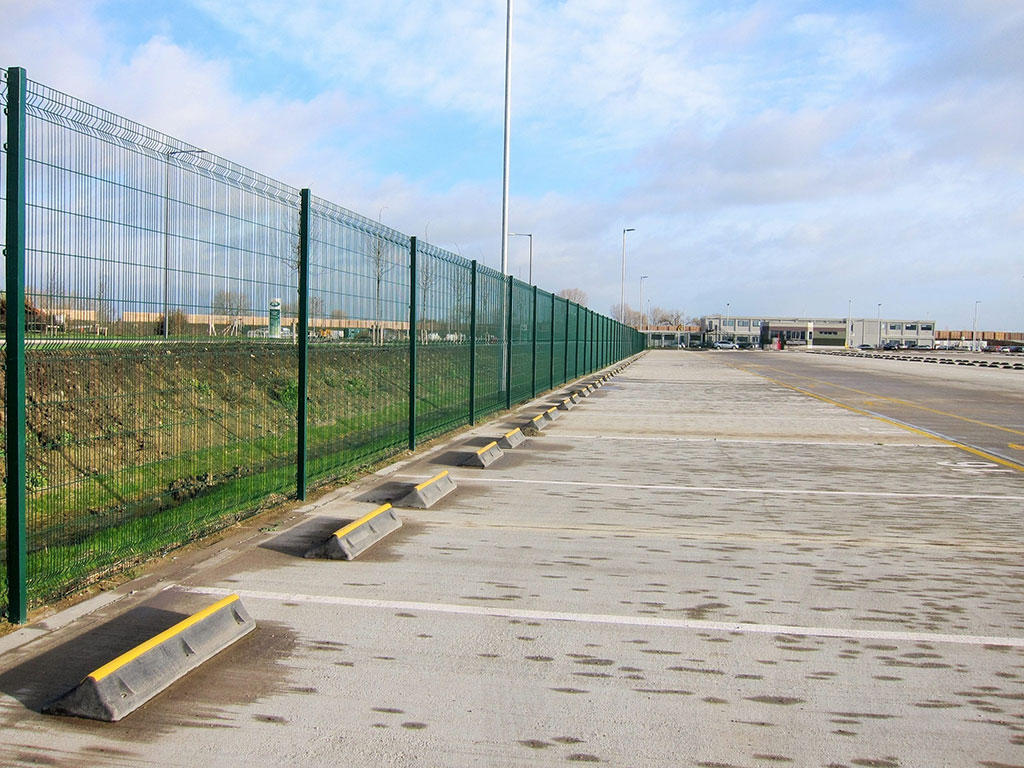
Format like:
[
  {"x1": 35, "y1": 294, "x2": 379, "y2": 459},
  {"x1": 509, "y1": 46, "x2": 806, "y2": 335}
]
[
  {"x1": 534, "y1": 289, "x2": 551, "y2": 393},
  {"x1": 2, "y1": 69, "x2": 641, "y2": 616},
  {"x1": 13, "y1": 77, "x2": 301, "y2": 605},
  {"x1": 566, "y1": 303, "x2": 579, "y2": 380},
  {"x1": 416, "y1": 242, "x2": 471, "y2": 441},
  {"x1": 509, "y1": 280, "x2": 533, "y2": 403},
  {"x1": 553, "y1": 296, "x2": 567, "y2": 385},
  {"x1": 306, "y1": 196, "x2": 411, "y2": 484},
  {"x1": 473, "y1": 265, "x2": 507, "y2": 419}
]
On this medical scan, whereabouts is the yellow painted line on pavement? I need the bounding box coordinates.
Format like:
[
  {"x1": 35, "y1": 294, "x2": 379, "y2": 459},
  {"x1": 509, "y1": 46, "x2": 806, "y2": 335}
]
[
  {"x1": 1010, "y1": 443, "x2": 1024, "y2": 452},
  {"x1": 730, "y1": 365, "x2": 1024, "y2": 474},
  {"x1": 742, "y1": 363, "x2": 1024, "y2": 438}
]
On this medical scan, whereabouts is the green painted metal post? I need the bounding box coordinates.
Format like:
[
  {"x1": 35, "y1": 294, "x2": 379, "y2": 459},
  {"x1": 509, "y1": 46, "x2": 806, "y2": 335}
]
[
  {"x1": 296, "y1": 189, "x2": 310, "y2": 499},
  {"x1": 408, "y1": 237, "x2": 418, "y2": 451},
  {"x1": 469, "y1": 260, "x2": 478, "y2": 425},
  {"x1": 530, "y1": 285, "x2": 538, "y2": 397},
  {"x1": 505, "y1": 275, "x2": 513, "y2": 410},
  {"x1": 5, "y1": 67, "x2": 28, "y2": 623}
]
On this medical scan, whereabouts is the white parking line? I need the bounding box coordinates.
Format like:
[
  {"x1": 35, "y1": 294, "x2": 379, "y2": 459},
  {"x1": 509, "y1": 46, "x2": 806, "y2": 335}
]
[
  {"x1": 399, "y1": 474, "x2": 1024, "y2": 502},
  {"x1": 179, "y1": 586, "x2": 1024, "y2": 649},
  {"x1": 554, "y1": 435, "x2": 949, "y2": 448}
]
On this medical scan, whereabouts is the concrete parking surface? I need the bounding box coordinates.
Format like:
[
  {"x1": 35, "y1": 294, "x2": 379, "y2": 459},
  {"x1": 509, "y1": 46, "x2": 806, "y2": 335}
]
[{"x1": 1, "y1": 350, "x2": 1023, "y2": 767}]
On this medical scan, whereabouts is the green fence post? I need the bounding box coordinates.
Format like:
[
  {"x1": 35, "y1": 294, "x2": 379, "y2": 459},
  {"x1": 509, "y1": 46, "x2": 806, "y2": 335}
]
[
  {"x1": 408, "y1": 236, "x2": 418, "y2": 451},
  {"x1": 5, "y1": 66, "x2": 27, "y2": 623},
  {"x1": 296, "y1": 189, "x2": 310, "y2": 500},
  {"x1": 531, "y1": 285, "x2": 538, "y2": 398},
  {"x1": 505, "y1": 275, "x2": 513, "y2": 410},
  {"x1": 469, "y1": 260, "x2": 477, "y2": 425}
]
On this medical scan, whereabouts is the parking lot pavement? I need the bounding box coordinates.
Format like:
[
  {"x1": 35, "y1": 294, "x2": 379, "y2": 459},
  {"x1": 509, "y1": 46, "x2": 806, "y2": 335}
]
[{"x1": 2, "y1": 350, "x2": 1023, "y2": 767}]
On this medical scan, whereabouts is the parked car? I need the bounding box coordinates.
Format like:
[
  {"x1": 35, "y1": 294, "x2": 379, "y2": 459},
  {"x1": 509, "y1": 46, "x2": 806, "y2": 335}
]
[
  {"x1": 855, "y1": 344, "x2": 872, "y2": 350},
  {"x1": 713, "y1": 340, "x2": 739, "y2": 349}
]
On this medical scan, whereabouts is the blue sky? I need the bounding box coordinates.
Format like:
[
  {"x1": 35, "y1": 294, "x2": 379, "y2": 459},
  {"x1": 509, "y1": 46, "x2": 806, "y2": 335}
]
[{"x1": 3, "y1": 0, "x2": 1022, "y2": 329}]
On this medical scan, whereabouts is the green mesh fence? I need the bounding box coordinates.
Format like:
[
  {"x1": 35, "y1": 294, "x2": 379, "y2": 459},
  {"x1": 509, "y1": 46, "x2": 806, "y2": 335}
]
[{"x1": 1, "y1": 68, "x2": 644, "y2": 619}]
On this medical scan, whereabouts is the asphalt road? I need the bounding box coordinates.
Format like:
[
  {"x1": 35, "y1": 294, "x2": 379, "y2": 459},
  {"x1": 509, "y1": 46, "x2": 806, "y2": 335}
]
[{"x1": 1, "y1": 350, "x2": 1022, "y2": 767}]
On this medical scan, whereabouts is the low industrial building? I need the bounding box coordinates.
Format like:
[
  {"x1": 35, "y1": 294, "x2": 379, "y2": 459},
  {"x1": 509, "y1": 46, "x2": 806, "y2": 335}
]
[{"x1": 641, "y1": 315, "x2": 937, "y2": 348}]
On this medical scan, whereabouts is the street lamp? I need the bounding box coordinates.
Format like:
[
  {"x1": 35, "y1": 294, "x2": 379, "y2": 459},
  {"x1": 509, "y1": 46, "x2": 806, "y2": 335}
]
[
  {"x1": 972, "y1": 300, "x2": 981, "y2": 352},
  {"x1": 620, "y1": 228, "x2": 635, "y2": 321},
  {"x1": 638, "y1": 275, "x2": 648, "y2": 329},
  {"x1": 163, "y1": 148, "x2": 205, "y2": 338},
  {"x1": 509, "y1": 232, "x2": 533, "y2": 284},
  {"x1": 877, "y1": 303, "x2": 882, "y2": 348},
  {"x1": 725, "y1": 302, "x2": 730, "y2": 342}
]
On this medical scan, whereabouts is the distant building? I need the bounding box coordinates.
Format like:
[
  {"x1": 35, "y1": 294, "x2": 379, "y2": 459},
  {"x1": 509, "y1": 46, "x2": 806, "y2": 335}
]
[
  {"x1": 640, "y1": 315, "x2": 937, "y2": 349},
  {"x1": 850, "y1": 319, "x2": 936, "y2": 348},
  {"x1": 703, "y1": 315, "x2": 853, "y2": 347}
]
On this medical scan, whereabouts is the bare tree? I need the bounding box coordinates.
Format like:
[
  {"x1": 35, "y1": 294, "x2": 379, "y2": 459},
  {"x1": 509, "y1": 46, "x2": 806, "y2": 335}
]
[
  {"x1": 418, "y1": 250, "x2": 436, "y2": 343},
  {"x1": 369, "y1": 233, "x2": 395, "y2": 345},
  {"x1": 611, "y1": 303, "x2": 641, "y2": 326},
  {"x1": 95, "y1": 274, "x2": 113, "y2": 324},
  {"x1": 649, "y1": 306, "x2": 684, "y2": 326},
  {"x1": 212, "y1": 289, "x2": 247, "y2": 320},
  {"x1": 557, "y1": 287, "x2": 588, "y2": 306}
]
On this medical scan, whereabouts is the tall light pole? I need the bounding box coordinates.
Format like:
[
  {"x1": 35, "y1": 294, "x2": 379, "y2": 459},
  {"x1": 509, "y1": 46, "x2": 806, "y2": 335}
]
[
  {"x1": 725, "y1": 302, "x2": 730, "y2": 342},
  {"x1": 638, "y1": 275, "x2": 648, "y2": 329},
  {"x1": 509, "y1": 232, "x2": 533, "y2": 284},
  {"x1": 877, "y1": 302, "x2": 882, "y2": 348},
  {"x1": 163, "y1": 148, "x2": 205, "y2": 338},
  {"x1": 972, "y1": 300, "x2": 981, "y2": 352},
  {"x1": 620, "y1": 227, "x2": 635, "y2": 320},
  {"x1": 500, "y1": 0, "x2": 513, "y2": 275}
]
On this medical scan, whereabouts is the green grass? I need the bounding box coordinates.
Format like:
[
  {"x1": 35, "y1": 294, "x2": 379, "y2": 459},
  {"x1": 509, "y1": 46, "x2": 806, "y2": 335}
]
[{"x1": 1, "y1": 338, "x2": 640, "y2": 615}]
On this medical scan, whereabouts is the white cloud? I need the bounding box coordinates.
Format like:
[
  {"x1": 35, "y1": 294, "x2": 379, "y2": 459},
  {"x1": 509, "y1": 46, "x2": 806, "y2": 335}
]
[{"x1": 1, "y1": 0, "x2": 1022, "y2": 329}]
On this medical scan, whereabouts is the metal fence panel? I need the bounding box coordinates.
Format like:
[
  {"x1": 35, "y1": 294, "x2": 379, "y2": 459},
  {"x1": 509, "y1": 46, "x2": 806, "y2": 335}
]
[
  {"x1": 3, "y1": 76, "x2": 301, "y2": 609},
  {"x1": 415, "y1": 242, "x2": 471, "y2": 442},
  {"x1": 1, "y1": 68, "x2": 640, "y2": 620},
  {"x1": 509, "y1": 279, "x2": 533, "y2": 404},
  {"x1": 306, "y1": 196, "x2": 411, "y2": 484}
]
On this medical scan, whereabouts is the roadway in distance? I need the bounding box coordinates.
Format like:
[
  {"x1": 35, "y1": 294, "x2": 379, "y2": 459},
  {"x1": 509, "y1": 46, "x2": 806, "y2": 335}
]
[{"x1": 725, "y1": 349, "x2": 1024, "y2": 473}]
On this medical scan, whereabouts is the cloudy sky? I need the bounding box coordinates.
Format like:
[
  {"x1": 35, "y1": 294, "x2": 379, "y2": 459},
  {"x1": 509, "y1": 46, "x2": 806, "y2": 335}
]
[{"x1": 3, "y1": 0, "x2": 1022, "y2": 329}]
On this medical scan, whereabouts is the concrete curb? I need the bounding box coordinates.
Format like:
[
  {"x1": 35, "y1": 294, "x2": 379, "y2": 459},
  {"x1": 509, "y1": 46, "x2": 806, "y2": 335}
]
[
  {"x1": 396, "y1": 470, "x2": 457, "y2": 508},
  {"x1": 462, "y1": 441, "x2": 504, "y2": 468},
  {"x1": 558, "y1": 397, "x2": 574, "y2": 411},
  {"x1": 305, "y1": 503, "x2": 402, "y2": 560},
  {"x1": 498, "y1": 427, "x2": 526, "y2": 449},
  {"x1": 524, "y1": 413, "x2": 548, "y2": 434},
  {"x1": 44, "y1": 595, "x2": 255, "y2": 722}
]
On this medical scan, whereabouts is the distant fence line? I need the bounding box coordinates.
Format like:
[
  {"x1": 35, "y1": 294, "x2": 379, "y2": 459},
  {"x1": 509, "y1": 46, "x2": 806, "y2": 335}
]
[{"x1": 1, "y1": 67, "x2": 643, "y2": 622}]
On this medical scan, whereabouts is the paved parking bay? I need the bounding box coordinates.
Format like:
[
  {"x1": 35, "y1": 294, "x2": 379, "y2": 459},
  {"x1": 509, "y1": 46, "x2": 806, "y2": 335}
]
[{"x1": 1, "y1": 350, "x2": 1023, "y2": 767}]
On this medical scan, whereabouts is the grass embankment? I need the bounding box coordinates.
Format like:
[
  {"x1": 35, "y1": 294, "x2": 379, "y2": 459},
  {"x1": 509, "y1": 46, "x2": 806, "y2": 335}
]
[{"x1": 2, "y1": 340, "x2": 493, "y2": 610}]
